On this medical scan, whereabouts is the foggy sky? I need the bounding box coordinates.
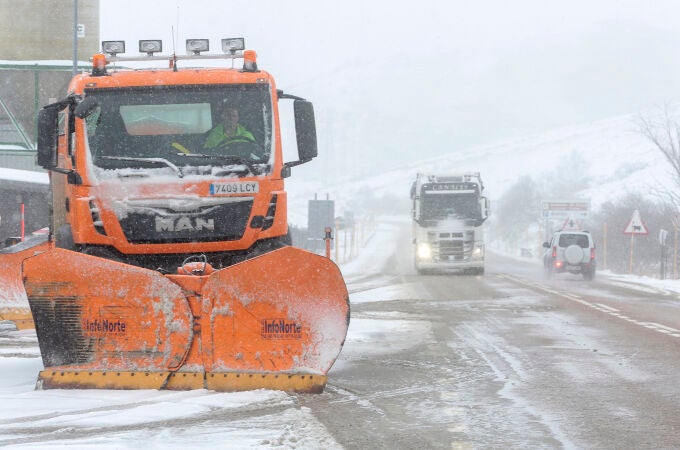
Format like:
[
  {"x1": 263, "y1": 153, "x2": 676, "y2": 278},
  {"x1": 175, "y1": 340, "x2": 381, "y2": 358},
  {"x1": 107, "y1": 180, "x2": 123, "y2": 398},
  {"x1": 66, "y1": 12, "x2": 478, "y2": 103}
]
[{"x1": 100, "y1": 0, "x2": 680, "y2": 181}]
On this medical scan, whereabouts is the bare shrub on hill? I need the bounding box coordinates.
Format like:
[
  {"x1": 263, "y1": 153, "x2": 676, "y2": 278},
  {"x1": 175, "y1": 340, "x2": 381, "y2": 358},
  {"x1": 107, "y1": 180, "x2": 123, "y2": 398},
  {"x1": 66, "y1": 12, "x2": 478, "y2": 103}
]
[
  {"x1": 536, "y1": 150, "x2": 592, "y2": 199},
  {"x1": 638, "y1": 106, "x2": 680, "y2": 208},
  {"x1": 491, "y1": 176, "x2": 542, "y2": 254}
]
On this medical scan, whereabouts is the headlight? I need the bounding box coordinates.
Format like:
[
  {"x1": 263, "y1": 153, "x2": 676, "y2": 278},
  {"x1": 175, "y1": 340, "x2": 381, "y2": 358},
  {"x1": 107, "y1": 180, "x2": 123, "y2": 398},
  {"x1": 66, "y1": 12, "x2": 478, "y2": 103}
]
[
  {"x1": 417, "y1": 242, "x2": 432, "y2": 259},
  {"x1": 473, "y1": 243, "x2": 484, "y2": 258}
]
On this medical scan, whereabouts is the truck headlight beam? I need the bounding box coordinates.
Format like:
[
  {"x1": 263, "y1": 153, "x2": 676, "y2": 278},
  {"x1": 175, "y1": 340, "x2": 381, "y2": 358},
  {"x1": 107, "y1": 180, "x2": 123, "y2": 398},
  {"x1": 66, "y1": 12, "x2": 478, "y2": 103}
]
[{"x1": 417, "y1": 243, "x2": 432, "y2": 259}]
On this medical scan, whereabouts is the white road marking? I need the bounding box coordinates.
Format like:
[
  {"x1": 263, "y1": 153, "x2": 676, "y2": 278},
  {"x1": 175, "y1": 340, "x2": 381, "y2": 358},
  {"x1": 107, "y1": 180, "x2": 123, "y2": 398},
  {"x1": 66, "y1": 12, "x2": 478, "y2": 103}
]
[
  {"x1": 646, "y1": 322, "x2": 680, "y2": 333},
  {"x1": 596, "y1": 303, "x2": 619, "y2": 312},
  {"x1": 499, "y1": 274, "x2": 680, "y2": 340}
]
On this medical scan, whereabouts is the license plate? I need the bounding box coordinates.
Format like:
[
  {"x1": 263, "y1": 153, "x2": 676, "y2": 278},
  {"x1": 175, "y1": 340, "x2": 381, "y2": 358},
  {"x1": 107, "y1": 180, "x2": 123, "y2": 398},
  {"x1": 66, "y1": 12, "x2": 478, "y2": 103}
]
[{"x1": 210, "y1": 182, "x2": 259, "y2": 195}]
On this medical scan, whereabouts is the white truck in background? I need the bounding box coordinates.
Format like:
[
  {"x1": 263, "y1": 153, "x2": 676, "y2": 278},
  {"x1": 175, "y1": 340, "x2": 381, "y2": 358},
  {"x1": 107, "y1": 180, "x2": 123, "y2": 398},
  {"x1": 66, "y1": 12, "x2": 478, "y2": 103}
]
[{"x1": 410, "y1": 172, "x2": 490, "y2": 275}]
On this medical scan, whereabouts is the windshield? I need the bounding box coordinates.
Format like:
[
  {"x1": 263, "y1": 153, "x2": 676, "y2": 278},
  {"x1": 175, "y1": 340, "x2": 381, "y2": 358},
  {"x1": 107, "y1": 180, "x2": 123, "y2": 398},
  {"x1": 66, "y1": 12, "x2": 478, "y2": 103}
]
[
  {"x1": 83, "y1": 84, "x2": 273, "y2": 176},
  {"x1": 420, "y1": 192, "x2": 480, "y2": 221},
  {"x1": 558, "y1": 233, "x2": 590, "y2": 248}
]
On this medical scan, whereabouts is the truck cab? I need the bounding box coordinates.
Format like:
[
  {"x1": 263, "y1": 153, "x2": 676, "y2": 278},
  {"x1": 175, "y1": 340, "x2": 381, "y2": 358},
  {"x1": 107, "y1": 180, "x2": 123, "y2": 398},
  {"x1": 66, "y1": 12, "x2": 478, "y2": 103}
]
[
  {"x1": 37, "y1": 38, "x2": 317, "y2": 272},
  {"x1": 411, "y1": 172, "x2": 490, "y2": 275}
]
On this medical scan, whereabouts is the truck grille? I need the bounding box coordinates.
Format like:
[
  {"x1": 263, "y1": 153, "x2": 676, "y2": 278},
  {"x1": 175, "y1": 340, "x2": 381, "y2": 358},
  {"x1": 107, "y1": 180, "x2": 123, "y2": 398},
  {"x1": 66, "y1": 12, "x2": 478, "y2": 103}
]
[
  {"x1": 117, "y1": 197, "x2": 254, "y2": 244},
  {"x1": 429, "y1": 231, "x2": 474, "y2": 261}
]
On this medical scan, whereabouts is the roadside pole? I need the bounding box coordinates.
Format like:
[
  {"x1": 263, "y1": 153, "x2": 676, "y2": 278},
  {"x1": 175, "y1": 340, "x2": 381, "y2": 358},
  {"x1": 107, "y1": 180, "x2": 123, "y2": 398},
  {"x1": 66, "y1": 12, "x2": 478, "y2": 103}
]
[
  {"x1": 20, "y1": 203, "x2": 25, "y2": 242},
  {"x1": 660, "y1": 229, "x2": 668, "y2": 280},
  {"x1": 324, "y1": 227, "x2": 332, "y2": 259},
  {"x1": 629, "y1": 233, "x2": 634, "y2": 274},
  {"x1": 343, "y1": 227, "x2": 348, "y2": 262},
  {"x1": 624, "y1": 209, "x2": 649, "y2": 275},
  {"x1": 603, "y1": 222, "x2": 607, "y2": 271},
  {"x1": 675, "y1": 227, "x2": 678, "y2": 279},
  {"x1": 350, "y1": 224, "x2": 356, "y2": 260},
  {"x1": 672, "y1": 213, "x2": 680, "y2": 279},
  {"x1": 334, "y1": 219, "x2": 340, "y2": 262}
]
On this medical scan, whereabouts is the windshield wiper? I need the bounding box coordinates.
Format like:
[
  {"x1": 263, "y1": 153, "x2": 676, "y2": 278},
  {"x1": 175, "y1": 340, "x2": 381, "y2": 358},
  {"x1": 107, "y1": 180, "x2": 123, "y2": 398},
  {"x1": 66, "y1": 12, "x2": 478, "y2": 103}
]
[
  {"x1": 101, "y1": 156, "x2": 183, "y2": 178},
  {"x1": 176, "y1": 154, "x2": 259, "y2": 176}
]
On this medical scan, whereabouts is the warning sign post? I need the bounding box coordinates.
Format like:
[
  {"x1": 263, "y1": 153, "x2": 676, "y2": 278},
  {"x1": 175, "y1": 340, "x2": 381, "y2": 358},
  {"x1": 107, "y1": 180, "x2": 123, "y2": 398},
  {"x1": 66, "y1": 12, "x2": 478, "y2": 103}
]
[
  {"x1": 624, "y1": 210, "x2": 649, "y2": 235},
  {"x1": 624, "y1": 210, "x2": 648, "y2": 274}
]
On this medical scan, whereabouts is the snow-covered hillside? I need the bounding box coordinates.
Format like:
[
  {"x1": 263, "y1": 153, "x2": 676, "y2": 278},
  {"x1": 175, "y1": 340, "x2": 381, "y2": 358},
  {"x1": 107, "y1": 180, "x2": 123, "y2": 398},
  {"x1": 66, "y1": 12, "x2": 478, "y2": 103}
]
[{"x1": 286, "y1": 111, "x2": 671, "y2": 227}]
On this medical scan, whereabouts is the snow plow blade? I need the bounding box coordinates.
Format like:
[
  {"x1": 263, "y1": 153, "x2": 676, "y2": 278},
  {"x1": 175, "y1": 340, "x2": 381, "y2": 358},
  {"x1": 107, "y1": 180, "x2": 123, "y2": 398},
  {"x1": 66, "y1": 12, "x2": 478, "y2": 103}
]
[
  {"x1": 23, "y1": 246, "x2": 349, "y2": 393},
  {"x1": 0, "y1": 237, "x2": 51, "y2": 330}
]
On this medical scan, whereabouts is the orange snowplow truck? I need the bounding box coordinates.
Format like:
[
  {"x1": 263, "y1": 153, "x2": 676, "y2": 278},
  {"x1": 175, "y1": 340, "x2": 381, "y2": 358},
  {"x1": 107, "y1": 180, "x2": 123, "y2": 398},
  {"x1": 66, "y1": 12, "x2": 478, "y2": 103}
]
[{"x1": 22, "y1": 38, "x2": 349, "y2": 392}]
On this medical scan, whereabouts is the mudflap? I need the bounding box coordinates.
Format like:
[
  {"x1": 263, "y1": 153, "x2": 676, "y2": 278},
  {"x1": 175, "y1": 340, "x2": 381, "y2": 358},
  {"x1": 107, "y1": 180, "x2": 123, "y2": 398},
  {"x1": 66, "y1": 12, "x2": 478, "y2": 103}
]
[
  {"x1": 0, "y1": 238, "x2": 51, "y2": 330},
  {"x1": 23, "y1": 249, "x2": 194, "y2": 390},
  {"x1": 197, "y1": 246, "x2": 350, "y2": 393}
]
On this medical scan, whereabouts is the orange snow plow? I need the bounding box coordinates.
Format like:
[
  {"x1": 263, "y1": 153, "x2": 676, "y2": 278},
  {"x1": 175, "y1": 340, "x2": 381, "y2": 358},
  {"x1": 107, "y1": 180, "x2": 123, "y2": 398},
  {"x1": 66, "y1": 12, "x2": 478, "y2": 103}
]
[
  {"x1": 0, "y1": 238, "x2": 51, "y2": 330},
  {"x1": 17, "y1": 38, "x2": 350, "y2": 392},
  {"x1": 25, "y1": 247, "x2": 348, "y2": 392}
]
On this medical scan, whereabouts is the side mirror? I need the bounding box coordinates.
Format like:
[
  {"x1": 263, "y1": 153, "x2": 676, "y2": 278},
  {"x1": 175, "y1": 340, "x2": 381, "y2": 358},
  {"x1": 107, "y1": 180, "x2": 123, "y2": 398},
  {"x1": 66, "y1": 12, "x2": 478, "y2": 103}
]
[
  {"x1": 477, "y1": 196, "x2": 490, "y2": 225},
  {"x1": 37, "y1": 107, "x2": 59, "y2": 169},
  {"x1": 74, "y1": 96, "x2": 99, "y2": 119},
  {"x1": 542, "y1": 242, "x2": 550, "y2": 248},
  {"x1": 293, "y1": 99, "x2": 317, "y2": 162}
]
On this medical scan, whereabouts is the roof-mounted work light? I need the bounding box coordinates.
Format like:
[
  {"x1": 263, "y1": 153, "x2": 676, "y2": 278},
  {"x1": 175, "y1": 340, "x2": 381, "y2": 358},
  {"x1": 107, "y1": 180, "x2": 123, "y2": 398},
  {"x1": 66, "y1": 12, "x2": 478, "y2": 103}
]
[
  {"x1": 139, "y1": 40, "x2": 162, "y2": 56},
  {"x1": 186, "y1": 39, "x2": 209, "y2": 55},
  {"x1": 101, "y1": 40, "x2": 125, "y2": 57},
  {"x1": 221, "y1": 38, "x2": 245, "y2": 54}
]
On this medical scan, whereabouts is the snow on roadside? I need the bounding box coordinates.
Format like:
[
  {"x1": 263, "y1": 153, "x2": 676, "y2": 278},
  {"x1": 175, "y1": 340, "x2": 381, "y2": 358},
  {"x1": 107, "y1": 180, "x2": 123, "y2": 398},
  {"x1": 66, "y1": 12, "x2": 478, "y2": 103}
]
[
  {"x1": 0, "y1": 352, "x2": 343, "y2": 449},
  {"x1": 337, "y1": 215, "x2": 408, "y2": 281},
  {"x1": 332, "y1": 215, "x2": 436, "y2": 371}
]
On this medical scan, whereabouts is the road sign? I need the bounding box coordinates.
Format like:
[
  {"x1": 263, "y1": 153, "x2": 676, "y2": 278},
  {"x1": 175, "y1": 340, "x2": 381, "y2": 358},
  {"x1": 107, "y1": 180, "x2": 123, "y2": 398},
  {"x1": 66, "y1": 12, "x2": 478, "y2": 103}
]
[
  {"x1": 561, "y1": 216, "x2": 581, "y2": 231},
  {"x1": 541, "y1": 199, "x2": 590, "y2": 219},
  {"x1": 624, "y1": 209, "x2": 649, "y2": 235}
]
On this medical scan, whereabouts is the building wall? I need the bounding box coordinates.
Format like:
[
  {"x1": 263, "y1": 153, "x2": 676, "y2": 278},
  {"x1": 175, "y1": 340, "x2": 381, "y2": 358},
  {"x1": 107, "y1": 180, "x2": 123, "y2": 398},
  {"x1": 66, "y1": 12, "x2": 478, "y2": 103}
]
[
  {"x1": 0, "y1": 152, "x2": 42, "y2": 171},
  {"x1": 0, "y1": 69, "x2": 74, "y2": 147},
  {"x1": 0, "y1": 0, "x2": 99, "y2": 61},
  {"x1": 0, "y1": 184, "x2": 49, "y2": 245},
  {"x1": 0, "y1": 1, "x2": 97, "y2": 237}
]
